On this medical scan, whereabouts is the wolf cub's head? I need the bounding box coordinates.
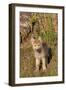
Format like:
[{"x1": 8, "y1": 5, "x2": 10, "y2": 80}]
[{"x1": 31, "y1": 36, "x2": 42, "y2": 50}]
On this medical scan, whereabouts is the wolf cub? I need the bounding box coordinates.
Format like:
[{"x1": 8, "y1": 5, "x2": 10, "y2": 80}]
[{"x1": 31, "y1": 36, "x2": 49, "y2": 71}]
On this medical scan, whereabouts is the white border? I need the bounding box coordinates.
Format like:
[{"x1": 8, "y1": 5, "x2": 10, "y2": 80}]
[{"x1": 15, "y1": 6, "x2": 63, "y2": 84}]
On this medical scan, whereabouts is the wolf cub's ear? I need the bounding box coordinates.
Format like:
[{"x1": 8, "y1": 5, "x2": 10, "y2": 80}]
[
  {"x1": 38, "y1": 36, "x2": 42, "y2": 42},
  {"x1": 31, "y1": 37, "x2": 35, "y2": 44}
]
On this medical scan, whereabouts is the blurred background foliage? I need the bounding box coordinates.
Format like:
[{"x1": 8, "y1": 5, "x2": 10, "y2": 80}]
[{"x1": 20, "y1": 12, "x2": 58, "y2": 44}]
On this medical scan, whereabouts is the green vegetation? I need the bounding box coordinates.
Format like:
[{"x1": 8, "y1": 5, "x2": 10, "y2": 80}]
[{"x1": 20, "y1": 13, "x2": 58, "y2": 77}]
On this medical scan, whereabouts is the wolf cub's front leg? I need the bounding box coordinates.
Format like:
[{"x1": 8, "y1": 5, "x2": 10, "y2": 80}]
[
  {"x1": 35, "y1": 58, "x2": 40, "y2": 71},
  {"x1": 42, "y1": 57, "x2": 47, "y2": 71}
]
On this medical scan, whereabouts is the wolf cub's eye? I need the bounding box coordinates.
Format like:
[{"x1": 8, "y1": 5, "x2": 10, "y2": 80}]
[{"x1": 38, "y1": 45, "x2": 40, "y2": 46}]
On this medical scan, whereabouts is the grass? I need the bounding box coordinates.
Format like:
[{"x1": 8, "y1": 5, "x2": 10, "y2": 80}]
[
  {"x1": 20, "y1": 30, "x2": 58, "y2": 77},
  {"x1": 20, "y1": 13, "x2": 58, "y2": 78}
]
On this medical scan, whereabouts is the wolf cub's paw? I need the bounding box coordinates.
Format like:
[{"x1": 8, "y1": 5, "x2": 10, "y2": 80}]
[
  {"x1": 43, "y1": 67, "x2": 47, "y2": 72},
  {"x1": 34, "y1": 69, "x2": 39, "y2": 73}
]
